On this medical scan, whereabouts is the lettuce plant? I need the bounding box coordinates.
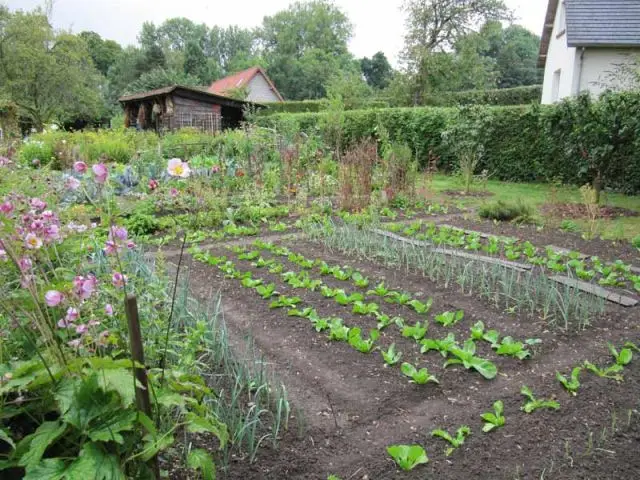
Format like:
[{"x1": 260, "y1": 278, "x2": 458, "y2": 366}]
[
  {"x1": 435, "y1": 310, "x2": 464, "y2": 327},
  {"x1": 385, "y1": 291, "x2": 412, "y2": 305},
  {"x1": 347, "y1": 328, "x2": 380, "y2": 353},
  {"x1": 351, "y1": 272, "x2": 370, "y2": 288},
  {"x1": 495, "y1": 337, "x2": 531, "y2": 360},
  {"x1": 520, "y1": 386, "x2": 560, "y2": 413},
  {"x1": 328, "y1": 318, "x2": 350, "y2": 341},
  {"x1": 608, "y1": 343, "x2": 633, "y2": 366},
  {"x1": 402, "y1": 322, "x2": 428, "y2": 341},
  {"x1": 408, "y1": 298, "x2": 433, "y2": 315},
  {"x1": 420, "y1": 333, "x2": 457, "y2": 357},
  {"x1": 332, "y1": 268, "x2": 352, "y2": 281},
  {"x1": 255, "y1": 283, "x2": 277, "y2": 299},
  {"x1": 269, "y1": 295, "x2": 301, "y2": 309},
  {"x1": 556, "y1": 367, "x2": 582, "y2": 395},
  {"x1": 444, "y1": 340, "x2": 497, "y2": 380},
  {"x1": 583, "y1": 361, "x2": 624, "y2": 381},
  {"x1": 238, "y1": 250, "x2": 260, "y2": 261},
  {"x1": 400, "y1": 363, "x2": 439, "y2": 385},
  {"x1": 481, "y1": 400, "x2": 505, "y2": 432},
  {"x1": 431, "y1": 425, "x2": 471, "y2": 456},
  {"x1": 268, "y1": 263, "x2": 284, "y2": 274},
  {"x1": 320, "y1": 286, "x2": 342, "y2": 298},
  {"x1": 241, "y1": 277, "x2": 263, "y2": 288},
  {"x1": 352, "y1": 301, "x2": 380, "y2": 315},
  {"x1": 335, "y1": 292, "x2": 364, "y2": 305},
  {"x1": 386, "y1": 444, "x2": 428, "y2": 471},
  {"x1": 382, "y1": 344, "x2": 402, "y2": 366},
  {"x1": 368, "y1": 282, "x2": 389, "y2": 297},
  {"x1": 288, "y1": 307, "x2": 317, "y2": 319},
  {"x1": 252, "y1": 257, "x2": 275, "y2": 268},
  {"x1": 311, "y1": 316, "x2": 330, "y2": 332}
]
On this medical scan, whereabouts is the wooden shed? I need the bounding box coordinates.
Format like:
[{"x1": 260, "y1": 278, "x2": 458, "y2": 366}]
[{"x1": 118, "y1": 85, "x2": 258, "y2": 133}]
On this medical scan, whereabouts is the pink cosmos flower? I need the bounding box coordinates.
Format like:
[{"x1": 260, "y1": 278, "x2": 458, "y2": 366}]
[
  {"x1": 212, "y1": 165, "x2": 220, "y2": 173},
  {"x1": 44, "y1": 224, "x2": 60, "y2": 242},
  {"x1": 104, "y1": 304, "x2": 114, "y2": 316},
  {"x1": 126, "y1": 241, "x2": 136, "y2": 249},
  {"x1": 111, "y1": 271, "x2": 126, "y2": 288},
  {"x1": 65, "y1": 177, "x2": 81, "y2": 190},
  {"x1": 170, "y1": 188, "x2": 179, "y2": 197},
  {"x1": 25, "y1": 233, "x2": 43, "y2": 249},
  {"x1": 57, "y1": 318, "x2": 74, "y2": 329},
  {"x1": 148, "y1": 179, "x2": 159, "y2": 191},
  {"x1": 42, "y1": 210, "x2": 55, "y2": 220},
  {"x1": 45, "y1": 290, "x2": 64, "y2": 307},
  {"x1": 103, "y1": 240, "x2": 118, "y2": 255},
  {"x1": 74, "y1": 161, "x2": 88, "y2": 174},
  {"x1": 65, "y1": 307, "x2": 79, "y2": 322},
  {"x1": 92, "y1": 163, "x2": 108, "y2": 184},
  {"x1": 0, "y1": 201, "x2": 13, "y2": 215},
  {"x1": 167, "y1": 158, "x2": 191, "y2": 178},
  {"x1": 75, "y1": 324, "x2": 88, "y2": 335},
  {"x1": 18, "y1": 257, "x2": 32, "y2": 272},
  {"x1": 30, "y1": 198, "x2": 46, "y2": 211},
  {"x1": 73, "y1": 274, "x2": 97, "y2": 300}
]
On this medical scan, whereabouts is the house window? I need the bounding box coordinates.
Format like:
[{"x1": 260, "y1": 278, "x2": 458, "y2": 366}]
[
  {"x1": 556, "y1": 1, "x2": 566, "y2": 37},
  {"x1": 552, "y1": 69, "x2": 562, "y2": 102}
]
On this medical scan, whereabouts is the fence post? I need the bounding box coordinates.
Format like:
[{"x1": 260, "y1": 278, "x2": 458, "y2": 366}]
[{"x1": 125, "y1": 293, "x2": 159, "y2": 478}]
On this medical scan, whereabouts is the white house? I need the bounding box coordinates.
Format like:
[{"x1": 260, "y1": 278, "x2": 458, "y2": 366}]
[
  {"x1": 538, "y1": 0, "x2": 640, "y2": 104},
  {"x1": 208, "y1": 66, "x2": 284, "y2": 103}
]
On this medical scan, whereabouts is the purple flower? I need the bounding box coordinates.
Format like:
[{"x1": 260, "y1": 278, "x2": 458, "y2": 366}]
[
  {"x1": 25, "y1": 233, "x2": 43, "y2": 249},
  {"x1": 111, "y1": 272, "x2": 126, "y2": 288},
  {"x1": 65, "y1": 177, "x2": 81, "y2": 190},
  {"x1": 65, "y1": 307, "x2": 79, "y2": 322},
  {"x1": 75, "y1": 324, "x2": 88, "y2": 335},
  {"x1": 18, "y1": 257, "x2": 32, "y2": 272},
  {"x1": 92, "y1": 163, "x2": 108, "y2": 184},
  {"x1": 68, "y1": 338, "x2": 82, "y2": 348},
  {"x1": 30, "y1": 198, "x2": 46, "y2": 211},
  {"x1": 73, "y1": 161, "x2": 88, "y2": 174},
  {"x1": 45, "y1": 290, "x2": 64, "y2": 307},
  {"x1": 104, "y1": 304, "x2": 114, "y2": 316},
  {"x1": 0, "y1": 201, "x2": 13, "y2": 215}
]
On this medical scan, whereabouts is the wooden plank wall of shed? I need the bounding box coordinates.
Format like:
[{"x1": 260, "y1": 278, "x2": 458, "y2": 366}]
[{"x1": 173, "y1": 95, "x2": 220, "y2": 116}]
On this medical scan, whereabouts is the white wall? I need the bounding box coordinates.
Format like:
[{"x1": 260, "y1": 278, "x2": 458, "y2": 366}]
[
  {"x1": 579, "y1": 48, "x2": 640, "y2": 96},
  {"x1": 247, "y1": 74, "x2": 281, "y2": 103},
  {"x1": 541, "y1": 1, "x2": 578, "y2": 104}
]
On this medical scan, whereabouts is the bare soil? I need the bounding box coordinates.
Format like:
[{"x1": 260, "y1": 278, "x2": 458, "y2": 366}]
[
  {"x1": 541, "y1": 203, "x2": 640, "y2": 220},
  {"x1": 170, "y1": 228, "x2": 640, "y2": 480}
]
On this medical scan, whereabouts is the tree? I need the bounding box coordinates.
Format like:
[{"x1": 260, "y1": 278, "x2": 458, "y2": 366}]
[
  {"x1": 324, "y1": 70, "x2": 372, "y2": 110},
  {"x1": 125, "y1": 68, "x2": 201, "y2": 94},
  {"x1": 361, "y1": 52, "x2": 393, "y2": 89},
  {"x1": 260, "y1": 0, "x2": 355, "y2": 99},
  {"x1": 183, "y1": 40, "x2": 208, "y2": 82},
  {"x1": 401, "y1": 0, "x2": 510, "y2": 102},
  {"x1": 157, "y1": 17, "x2": 207, "y2": 51},
  {"x1": 79, "y1": 31, "x2": 122, "y2": 76},
  {"x1": 495, "y1": 25, "x2": 543, "y2": 88},
  {"x1": 0, "y1": 8, "x2": 104, "y2": 129}
]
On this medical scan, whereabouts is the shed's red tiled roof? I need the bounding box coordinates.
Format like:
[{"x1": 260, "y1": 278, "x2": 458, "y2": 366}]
[{"x1": 208, "y1": 66, "x2": 284, "y2": 101}]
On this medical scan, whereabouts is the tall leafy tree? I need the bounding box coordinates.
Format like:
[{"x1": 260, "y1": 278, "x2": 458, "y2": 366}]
[
  {"x1": 79, "y1": 31, "x2": 122, "y2": 76},
  {"x1": 183, "y1": 39, "x2": 209, "y2": 82},
  {"x1": 0, "y1": 7, "x2": 103, "y2": 129},
  {"x1": 260, "y1": 0, "x2": 355, "y2": 99},
  {"x1": 360, "y1": 52, "x2": 393, "y2": 89}
]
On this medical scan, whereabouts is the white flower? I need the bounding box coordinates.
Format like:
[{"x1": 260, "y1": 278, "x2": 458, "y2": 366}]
[{"x1": 167, "y1": 158, "x2": 191, "y2": 178}]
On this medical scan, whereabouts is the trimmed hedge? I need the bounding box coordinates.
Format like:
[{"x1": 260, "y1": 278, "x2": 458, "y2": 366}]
[
  {"x1": 261, "y1": 99, "x2": 390, "y2": 115},
  {"x1": 421, "y1": 85, "x2": 542, "y2": 107},
  {"x1": 257, "y1": 92, "x2": 640, "y2": 194}
]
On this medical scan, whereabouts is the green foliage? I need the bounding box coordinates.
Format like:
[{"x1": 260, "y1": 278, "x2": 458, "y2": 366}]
[
  {"x1": 125, "y1": 213, "x2": 160, "y2": 236},
  {"x1": 402, "y1": 322, "x2": 428, "y2": 341},
  {"x1": 556, "y1": 367, "x2": 582, "y2": 396},
  {"x1": 444, "y1": 340, "x2": 497, "y2": 379},
  {"x1": 434, "y1": 310, "x2": 464, "y2": 327},
  {"x1": 583, "y1": 361, "x2": 624, "y2": 382},
  {"x1": 382, "y1": 344, "x2": 403, "y2": 366},
  {"x1": 361, "y1": 52, "x2": 393, "y2": 89},
  {"x1": 386, "y1": 444, "x2": 429, "y2": 471},
  {"x1": 520, "y1": 385, "x2": 560, "y2": 413},
  {"x1": 478, "y1": 200, "x2": 536, "y2": 222},
  {"x1": 400, "y1": 362, "x2": 439, "y2": 385},
  {"x1": 481, "y1": 400, "x2": 505, "y2": 432},
  {"x1": 420, "y1": 333, "x2": 457, "y2": 357},
  {"x1": 632, "y1": 235, "x2": 640, "y2": 249},
  {"x1": 431, "y1": 425, "x2": 471, "y2": 456},
  {"x1": 609, "y1": 343, "x2": 634, "y2": 366},
  {"x1": 347, "y1": 328, "x2": 379, "y2": 353}
]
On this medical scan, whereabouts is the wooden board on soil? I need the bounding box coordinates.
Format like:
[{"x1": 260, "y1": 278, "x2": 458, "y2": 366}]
[{"x1": 549, "y1": 275, "x2": 639, "y2": 307}]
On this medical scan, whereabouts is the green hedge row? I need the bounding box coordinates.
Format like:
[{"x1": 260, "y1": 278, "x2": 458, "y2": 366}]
[
  {"x1": 421, "y1": 85, "x2": 542, "y2": 107},
  {"x1": 261, "y1": 99, "x2": 390, "y2": 115},
  {"x1": 258, "y1": 92, "x2": 640, "y2": 194}
]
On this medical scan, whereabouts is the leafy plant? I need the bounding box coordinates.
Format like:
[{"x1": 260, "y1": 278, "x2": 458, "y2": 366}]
[
  {"x1": 368, "y1": 282, "x2": 389, "y2": 297},
  {"x1": 351, "y1": 272, "x2": 370, "y2": 288},
  {"x1": 320, "y1": 285, "x2": 341, "y2": 298},
  {"x1": 382, "y1": 344, "x2": 402, "y2": 366},
  {"x1": 385, "y1": 291, "x2": 412, "y2": 305},
  {"x1": 481, "y1": 400, "x2": 505, "y2": 432},
  {"x1": 328, "y1": 318, "x2": 351, "y2": 341},
  {"x1": 583, "y1": 361, "x2": 624, "y2": 382},
  {"x1": 408, "y1": 298, "x2": 433, "y2": 315},
  {"x1": 402, "y1": 322, "x2": 428, "y2": 341},
  {"x1": 435, "y1": 310, "x2": 464, "y2": 327},
  {"x1": 288, "y1": 307, "x2": 317, "y2": 319},
  {"x1": 347, "y1": 328, "x2": 380, "y2": 353},
  {"x1": 335, "y1": 292, "x2": 364, "y2": 305},
  {"x1": 420, "y1": 333, "x2": 457, "y2": 357},
  {"x1": 241, "y1": 277, "x2": 263, "y2": 288},
  {"x1": 311, "y1": 316, "x2": 330, "y2": 332},
  {"x1": 431, "y1": 425, "x2": 471, "y2": 456},
  {"x1": 352, "y1": 301, "x2": 380, "y2": 315},
  {"x1": 495, "y1": 337, "x2": 531, "y2": 360},
  {"x1": 255, "y1": 283, "x2": 278, "y2": 299},
  {"x1": 520, "y1": 386, "x2": 560, "y2": 413},
  {"x1": 400, "y1": 362, "x2": 439, "y2": 385},
  {"x1": 556, "y1": 367, "x2": 582, "y2": 396},
  {"x1": 269, "y1": 295, "x2": 301, "y2": 309},
  {"x1": 608, "y1": 343, "x2": 633, "y2": 366},
  {"x1": 238, "y1": 250, "x2": 261, "y2": 261},
  {"x1": 444, "y1": 340, "x2": 497, "y2": 380},
  {"x1": 386, "y1": 444, "x2": 428, "y2": 471}
]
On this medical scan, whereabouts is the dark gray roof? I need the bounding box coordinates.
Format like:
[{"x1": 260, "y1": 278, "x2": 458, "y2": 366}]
[{"x1": 566, "y1": 0, "x2": 640, "y2": 47}]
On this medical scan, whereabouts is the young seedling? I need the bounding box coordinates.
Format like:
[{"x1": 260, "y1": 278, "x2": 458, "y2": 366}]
[
  {"x1": 431, "y1": 426, "x2": 471, "y2": 456},
  {"x1": 241, "y1": 277, "x2": 263, "y2": 288},
  {"x1": 268, "y1": 263, "x2": 284, "y2": 274},
  {"x1": 520, "y1": 385, "x2": 560, "y2": 413},
  {"x1": 420, "y1": 333, "x2": 457, "y2": 358},
  {"x1": 269, "y1": 295, "x2": 301, "y2": 309},
  {"x1": 556, "y1": 367, "x2": 582, "y2": 396},
  {"x1": 385, "y1": 291, "x2": 412, "y2": 305},
  {"x1": 444, "y1": 340, "x2": 497, "y2": 380},
  {"x1": 608, "y1": 343, "x2": 633, "y2": 366},
  {"x1": 252, "y1": 257, "x2": 275, "y2": 268},
  {"x1": 382, "y1": 344, "x2": 402, "y2": 366},
  {"x1": 402, "y1": 322, "x2": 428, "y2": 341},
  {"x1": 335, "y1": 292, "x2": 364, "y2": 306},
  {"x1": 255, "y1": 283, "x2": 277, "y2": 299},
  {"x1": 352, "y1": 301, "x2": 380, "y2": 316},
  {"x1": 333, "y1": 268, "x2": 352, "y2": 281},
  {"x1": 583, "y1": 361, "x2": 624, "y2": 382},
  {"x1": 408, "y1": 298, "x2": 433, "y2": 315},
  {"x1": 351, "y1": 272, "x2": 370, "y2": 288},
  {"x1": 400, "y1": 362, "x2": 439, "y2": 385},
  {"x1": 238, "y1": 250, "x2": 260, "y2": 261},
  {"x1": 481, "y1": 400, "x2": 505, "y2": 432},
  {"x1": 386, "y1": 444, "x2": 429, "y2": 471},
  {"x1": 288, "y1": 307, "x2": 317, "y2": 319},
  {"x1": 435, "y1": 310, "x2": 464, "y2": 327},
  {"x1": 328, "y1": 318, "x2": 350, "y2": 341},
  {"x1": 495, "y1": 337, "x2": 531, "y2": 360},
  {"x1": 368, "y1": 282, "x2": 389, "y2": 297},
  {"x1": 347, "y1": 328, "x2": 380, "y2": 353},
  {"x1": 311, "y1": 316, "x2": 330, "y2": 332},
  {"x1": 320, "y1": 286, "x2": 341, "y2": 298}
]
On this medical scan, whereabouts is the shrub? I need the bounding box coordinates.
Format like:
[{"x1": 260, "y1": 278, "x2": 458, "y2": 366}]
[
  {"x1": 478, "y1": 200, "x2": 536, "y2": 222},
  {"x1": 18, "y1": 140, "x2": 56, "y2": 167},
  {"x1": 632, "y1": 235, "x2": 640, "y2": 249},
  {"x1": 124, "y1": 213, "x2": 160, "y2": 236},
  {"x1": 560, "y1": 220, "x2": 580, "y2": 232},
  {"x1": 422, "y1": 85, "x2": 542, "y2": 107}
]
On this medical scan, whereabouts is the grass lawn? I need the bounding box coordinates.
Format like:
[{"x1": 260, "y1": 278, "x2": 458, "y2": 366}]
[{"x1": 428, "y1": 174, "x2": 640, "y2": 242}]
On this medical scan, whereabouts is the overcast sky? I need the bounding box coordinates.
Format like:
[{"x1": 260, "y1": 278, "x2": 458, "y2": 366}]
[{"x1": 5, "y1": 0, "x2": 547, "y2": 65}]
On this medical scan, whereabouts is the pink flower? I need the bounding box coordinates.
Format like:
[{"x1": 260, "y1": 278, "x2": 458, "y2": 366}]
[
  {"x1": 126, "y1": 241, "x2": 136, "y2": 249},
  {"x1": 57, "y1": 318, "x2": 74, "y2": 329},
  {"x1": 104, "y1": 304, "x2": 114, "y2": 316},
  {"x1": 0, "y1": 249, "x2": 7, "y2": 262},
  {"x1": 73, "y1": 274, "x2": 97, "y2": 300},
  {"x1": 88, "y1": 320, "x2": 100, "y2": 327},
  {"x1": 73, "y1": 161, "x2": 88, "y2": 174},
  {"x1": 65, "y1": 177, "x2": 81, "y2": 190},
  {"x1": 148, "y1": 179, "x2": 159, "y2": 191},
  {"x1": 44, "y1": 224, "x2": 60, "y2": 242},
  {"x1": 65, "y1": 307, "x2": 79, "y2": 322},
  {"x1": 75, "y1": 324, "x2": 88, "y2": 335},
  {"x1": 68, "y1": 338, "x2": 82, "y2": 348},
  {"x1": 18, "y1": 257, "x2": 32, "y2": 272},
  {"x1": 170, "y1": 188, "x2": 179, "y2": 197},
  {"x1": 111, "y1": 226, "x2": 128, "y2": 241},
  {"x1": 25, "y1": 233, "x2": 43, "y2": 249},
  {"x1": 30, "y1": 198, "x2": 46, "y2": 211},
  {"x1": 92, "y1": 163, "x2": 108, "y2": 184},
  {"x1": 0, "y1": 156, "x2": 10, "y2": 167},
  {"x1": 45, "y1": 290, "x2": 64, "y2": 307},
  {"x1": 0, "y1": 201, "x2": 13, "y2": 215},
  {"x1": 167, "y1": 158, "x2": 191, "y2": 178},
  {"x1": 103, "y1": 240, "x2": 118, "y2": 255},
  {"x1": 212, "y1": 165, "x2": 220, "y2": 173},
  {"x1": 111, "y1": 272, "x2": 126, "y2": 288}
]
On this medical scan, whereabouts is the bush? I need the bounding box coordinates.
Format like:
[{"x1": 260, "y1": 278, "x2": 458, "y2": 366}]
[
  {"x1": 18, "y1": 140, "x2": 56, "y2": 167},
  {"x1": 260, "y1": 99, "x2": 390, "y2": 115},
  {"x1": 632, "y1": 235, "x2": 640, "y2": 249},
  {"x1": 478, "y1": 200, "x2": 536, "y2": 223},
  {"x1": 125, "y1": 213, "x2": 160, "y2": 236},
  {"x1": 422, "y1": 85, "x2": 542, "y2": 107}
]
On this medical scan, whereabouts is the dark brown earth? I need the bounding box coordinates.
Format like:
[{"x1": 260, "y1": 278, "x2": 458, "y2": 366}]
[
  {"x1": 541, "y1": 203, "x2": 640, "y2": 220},
  {"x1": 159, "y1": 224, "x2": 640, "y2": 480}
]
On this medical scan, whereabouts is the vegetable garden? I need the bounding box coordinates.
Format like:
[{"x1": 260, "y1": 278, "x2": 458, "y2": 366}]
[{"x1": 1, "y1": 119, "x2": 640, "y2": 479}]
